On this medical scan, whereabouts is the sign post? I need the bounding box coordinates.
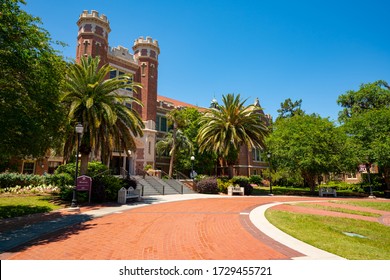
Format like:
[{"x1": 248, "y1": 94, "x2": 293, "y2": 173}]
[{"x1": 76, "y1": 175, "x2": 92, "y2": 203}]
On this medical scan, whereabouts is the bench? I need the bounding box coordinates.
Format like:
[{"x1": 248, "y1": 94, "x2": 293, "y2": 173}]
[
  {"x1": 319, "y1": 187, "x2": 337, "y2": 197},
  {"x1": 228, "y1": 185, "x2": 245, "y2": 196},
  {"x1": 117, "y1": 187, "x2": 141, "y2": 204}
]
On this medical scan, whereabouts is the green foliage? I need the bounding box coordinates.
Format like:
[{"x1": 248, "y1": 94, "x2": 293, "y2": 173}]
[
  {"x1": 231, "y1": 176, "x2": 253, "y2": 195},
  {"x1": 217, "y1": 177, "x2": 231, "y2": 193},
  {"x1": 337, "y1": 80, "x2": 390, "y2": 123},
  {"x1": 249, "y1": 175, "x2": 263, "y2": 185},
  {"x1": 277, "y1": 98, "x2": 305, "y2": 119},
  {"x1": 0, "y1": 0, "x2": 66, "y2": 159},
  {"x1": 267, "y1": 114, "x2": 349, "y2": 191},
  {"x1": 91, "y1": 175, "x2": 123, "y2": 202},
  {"x1": 53, "y1": 161, "x2": 122, "y2": 202},
  {"x1": 196, "y1": 177, "x2": 219, "y2": 194},
  {"x1": 44, "y1": 173, "x2": 73, "y2": 187},
  {"x1": 144, "y1": 164, "x2": 153, "y2": 171},
  {"x1": 54, "y1": 161, "x2": 108, "y2": 177},
  {"x1": 0, "y1": 173, "x2": 45, "y2": 189},
  {"x1": 62, "y1": 56, "x2": 144, "y2": 173},
  {"x1": 0, "y1": 195, "x2": 62, "y2": 219},
  {"x1": 197, "y1": 94, "x2": 268, "y2": 174},
  {"x1": 338, "y1": 81, "x2": 390, "y2": 189}
]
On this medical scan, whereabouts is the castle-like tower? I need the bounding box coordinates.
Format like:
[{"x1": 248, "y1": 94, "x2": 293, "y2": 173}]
[{"x1": 76, "y1": 10, "x2": 160, "y2": 173}]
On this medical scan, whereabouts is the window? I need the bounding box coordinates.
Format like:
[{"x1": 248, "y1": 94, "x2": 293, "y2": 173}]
[
  {"x1": 252, "y1": 148, "x2": 263, "y2": 162},
  {"x1": 22, "y1": 161, "x2": 35, "y2": 174},
  {"x1": 109, "y1": 69, "x2": 133, "y2": 91},
  {"x1": 156, "y1": 115, "x2": 168, "y2": 132}
]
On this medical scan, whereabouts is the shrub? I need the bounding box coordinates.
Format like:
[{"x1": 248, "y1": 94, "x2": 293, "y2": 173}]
[
  {"x1": 0, "y1": 173, "x2": 45, "y2": 189},
  {"x1": 217, "y1": 177, "x2": 231, "y2": 193},
  {"x1": 45, "y1": 173, "x2": 73, "y2": 187},
  {"x1": 91, "y1": 175, "x2": 123, "y2": 202},
  {"x1": 232, "y1": 176, "x2": 253, "y2": 195},
  {"x1": 249, "y1": 175, "x2": 263, "y2": 185},
  {"x1": 196, "y1": 177, "x2": 218, "y2": 194}
]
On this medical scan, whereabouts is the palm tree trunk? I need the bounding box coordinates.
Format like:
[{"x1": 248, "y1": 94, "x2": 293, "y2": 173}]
[
  {"x1": 80, "y1": 153, "x2": 89, "y2": 175},
  {"x1": 168, "y1": 148, "x2": 175, "y2": 178}
]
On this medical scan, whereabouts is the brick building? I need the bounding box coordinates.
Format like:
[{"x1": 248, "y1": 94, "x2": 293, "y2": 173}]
[{"x1": 14, "y1": 10, "x2": 270, "y2": 177}]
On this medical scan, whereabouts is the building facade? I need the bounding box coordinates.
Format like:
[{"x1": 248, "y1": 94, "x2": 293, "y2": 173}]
[{"x1": 14, "y1": 10, "x2": 270, "y2": 177}]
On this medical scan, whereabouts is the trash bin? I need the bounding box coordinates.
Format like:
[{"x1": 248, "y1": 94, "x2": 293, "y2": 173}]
[{"x1": 384, "y1": 190, "x2": 390, "y2": 199}]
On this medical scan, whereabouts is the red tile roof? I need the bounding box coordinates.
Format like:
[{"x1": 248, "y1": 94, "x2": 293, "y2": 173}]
[{"x1": 157, "y1": 95, "x2": 207, "y2": 111}]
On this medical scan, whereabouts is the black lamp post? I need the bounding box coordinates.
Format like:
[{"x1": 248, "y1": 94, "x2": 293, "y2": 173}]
[
  {"x1": 190, "y1": 155, "x2": 195, "y2": 179},
  {"x1": 267, "y1": 153, "x2": 273, "y2": 195},
  {"x1": 365, "y1": 162, "x2": 374, "y2": 198},
  {"x1": 70, "y1": 123, "x2": 83, "y2": 208},
  {"x1": 127, "y1": 150, "x2": 132, "y2": 178}
]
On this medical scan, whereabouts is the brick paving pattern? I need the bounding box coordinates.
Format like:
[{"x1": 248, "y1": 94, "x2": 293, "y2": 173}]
[{"x1": 0, "y1": 196, "x2": 389, "y2": 260}]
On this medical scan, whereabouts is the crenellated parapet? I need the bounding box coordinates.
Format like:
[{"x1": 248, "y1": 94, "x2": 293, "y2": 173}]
[
  {"x1": 108, "y1": 46, "x2": 137, "y2": 64},
  {"x1": 133, "y1": 36, "x2": 160, "y2": 60},
  {"x1": 77, "y1": 10, "x2": 111, "y2": 38}
]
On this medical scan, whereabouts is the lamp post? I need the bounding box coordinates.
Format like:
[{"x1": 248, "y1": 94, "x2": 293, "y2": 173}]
[
  {"x1": 190, "y1": 156, "x2": 195, "y2": 179},
  {"x1": 267, "y1": 153, "x2": 273, "y2": 195},
  {"x1": 127, "y1": 150, "x2": 132, "y2": 178},
  {"x1": 365, "y1": 162, "x2": 375, "y2": 198},
  {"x1": 70, "y1": 123, "x2": 83, "y2": 208}
]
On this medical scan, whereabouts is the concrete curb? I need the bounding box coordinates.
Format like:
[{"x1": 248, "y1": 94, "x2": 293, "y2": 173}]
[{"x1": 249, "y1": 202, "x2": 346, "y2": 260}]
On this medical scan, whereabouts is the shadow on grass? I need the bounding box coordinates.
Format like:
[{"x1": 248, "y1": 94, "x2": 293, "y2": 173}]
[{"x1": 0, "y1": 205, "x2": 53, "y2": 219}]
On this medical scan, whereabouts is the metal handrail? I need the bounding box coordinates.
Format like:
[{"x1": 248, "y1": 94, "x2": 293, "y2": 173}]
[
  {"x1": 175, "y1": 170, "x2": 191, "y2": 180},
  {"x1": 90, "y1": 169, "x2": 111, "y2": 178}
]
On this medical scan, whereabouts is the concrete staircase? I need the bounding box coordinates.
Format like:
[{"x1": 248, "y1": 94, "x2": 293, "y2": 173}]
[{"x1": 132, "y1": 175, "x2": 196, "y2": 196}]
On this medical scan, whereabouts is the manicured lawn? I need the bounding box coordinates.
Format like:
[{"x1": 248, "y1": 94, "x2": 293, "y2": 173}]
[
  {"x1": 265, "y1": 209, "x2": 390, "y2": 260},
  {"x1": 294, "y1": 202, "x2": 382, "y2": 217},
  {"x1": 329, "y1": 200, "x2": 390, "y2": 211},
  {"x1": 0, "y1": 195, "x2": 63, "y2": 219}
]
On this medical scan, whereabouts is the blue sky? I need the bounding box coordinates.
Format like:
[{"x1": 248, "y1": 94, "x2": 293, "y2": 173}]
[{"x1": 24, "y1": 0, "x2": 390, "y2": 122}]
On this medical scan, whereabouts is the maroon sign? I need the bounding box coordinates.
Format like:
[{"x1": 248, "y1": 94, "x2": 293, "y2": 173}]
[{"x1": 76, "y1": 175, "x2": 92, "y2": 191}]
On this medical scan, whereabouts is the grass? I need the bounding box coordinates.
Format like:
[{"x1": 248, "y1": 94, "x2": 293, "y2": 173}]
[
  {"x1": 265, "y1": 209, "x2": 390, "y2": 260},
  {"x1": 293, "y1": 202, "x2": 382, "y2": 217},
  {"x1": 329, "y1": 200, "x2": 390, "y2": 211},
  {"x1": 0, "y1": 195, "x2": 63, "y2": 219}
]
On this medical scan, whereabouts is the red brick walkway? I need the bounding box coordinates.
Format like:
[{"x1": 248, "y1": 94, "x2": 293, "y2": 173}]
[{"x1": 1, "y1": 196, "x2": 389, "y2": 260}]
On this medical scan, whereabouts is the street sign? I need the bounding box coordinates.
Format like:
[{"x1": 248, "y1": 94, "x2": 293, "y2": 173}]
[{"x1": 76, "y1": 175, "x2": 92, "y2": 191}]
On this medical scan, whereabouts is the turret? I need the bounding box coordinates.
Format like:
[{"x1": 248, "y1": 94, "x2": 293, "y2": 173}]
[
  {"x1": 132, "y1": 36, "x2": 160, "y2": 122},
  {"x1": 76, "y1": 10, "x2": 110, "y2": 66}
]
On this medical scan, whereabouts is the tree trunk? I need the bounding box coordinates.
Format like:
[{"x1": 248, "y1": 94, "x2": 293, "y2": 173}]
[
  {"x1": 168, "y1": 149, "x2": 175, "y2": 178},
  {"x1": 384, "y1": 167, "x2": 390, "y2": 190},
  {"x1": 302, "y1": 171, "x2": 316, "y2": 192},
  {"x1": 80, "y1": 153, "x2": 89, "y2": 175}
]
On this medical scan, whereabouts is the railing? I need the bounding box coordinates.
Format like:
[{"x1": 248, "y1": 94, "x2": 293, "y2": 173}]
[
  {"x1": 90, "y1": 169, "x2": 111, "y2": 178},
  {"x1": 119, "y1": 167, "x2": 128, "y2": 179},
  {"x1": 175, "y1": 170, "x2": 191, "y2": 180}
]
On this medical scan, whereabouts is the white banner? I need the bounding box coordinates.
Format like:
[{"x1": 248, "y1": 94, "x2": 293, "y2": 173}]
[{"x1": 1, "y1": 260, "x2": 388, "y2": 280}]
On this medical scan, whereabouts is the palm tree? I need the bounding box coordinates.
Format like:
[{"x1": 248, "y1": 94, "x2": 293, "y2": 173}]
[
  {"x1": 156, "y1": 109, "x2": 192, "y2": 177},
  {"x1": 156, "y1": 129, "x2": 193, "y2": 177},
  {"x1": 197, "y1": 93, "x2": 268, "y2": 177},
  {"x1": 61, "y1": 56, "x2": 144, "y2": 174}
]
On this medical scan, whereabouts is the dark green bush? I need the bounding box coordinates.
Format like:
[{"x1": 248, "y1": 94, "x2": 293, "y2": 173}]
[
  {"x1": 91, "y1": 175, "x2": 123, "y2": 202},
  {"x1": 232, "y1": 176, "x2": 253, "y2": 195},
  {"x1": 0, "y1": 173, "x2": 45, "y2": 189},
  {"x1": 249, "y1": 175, "x2": 263, "y2": 185},
  {"x1": 45, "y1": 173, "x2": 73, "y2": 187},
  {"x1": 196, "y1": 177, "x2": 219, "y2": 194}
]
